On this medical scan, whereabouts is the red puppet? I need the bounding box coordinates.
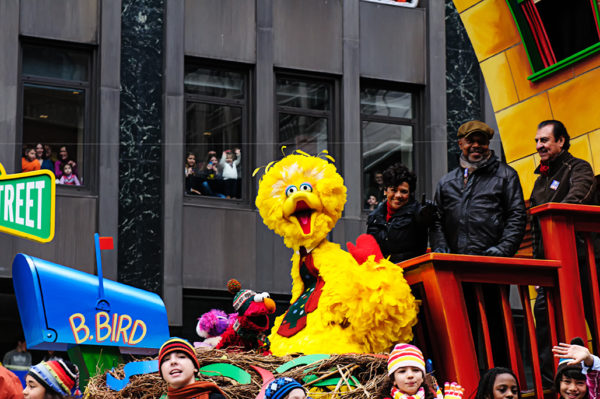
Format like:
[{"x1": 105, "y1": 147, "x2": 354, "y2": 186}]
[{"x1": 215, "y1": 279, "x2": 276, "y2": 353}]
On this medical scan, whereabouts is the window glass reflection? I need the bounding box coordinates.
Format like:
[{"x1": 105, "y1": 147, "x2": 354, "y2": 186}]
[
  {"x1": 360, "y1": 88, "x2": 412, "y2": 119},
  {"x1": 184, "y1": 66, "x2": 244, "y2": 99}
]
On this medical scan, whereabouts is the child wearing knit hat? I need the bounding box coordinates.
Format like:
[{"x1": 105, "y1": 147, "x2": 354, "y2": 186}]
[
  {"x1": 382, "y1": 343, "x2": 464, "y2": 399},
  {"x1": 552, "y1": 339, "x2": 600, "y2": 399},
  {"x1": 24, "y1": 359, "x2": 81, "y2": 399},
  {"x1": 158, "y1": 337, "x2": 228, "y2": 399},
  {"x1": 264, "y1": 377, "x2": 308, "y2": 399}
]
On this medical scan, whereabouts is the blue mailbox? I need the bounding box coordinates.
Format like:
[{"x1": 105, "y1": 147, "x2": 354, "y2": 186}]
[{"x1": 12, "y1": 252, "x2": 169, "y2": 353}]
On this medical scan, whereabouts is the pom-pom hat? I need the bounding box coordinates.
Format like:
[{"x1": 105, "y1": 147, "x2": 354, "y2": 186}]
[
  {"x1": 228, "y1": 279, "x2": 256, "y2": 315},
  {"x1": 27, "y1": 359, "x2": 81, "y2": 397},
  {"x1": 158, "y1": 337, "x2": 200, "y2": 377},
  {"x1": 388, "y1": 343, "x2": 426, "y2": 376},
  {"x1": 265, "y1": 377, "x2": 306, "y2": 399}
]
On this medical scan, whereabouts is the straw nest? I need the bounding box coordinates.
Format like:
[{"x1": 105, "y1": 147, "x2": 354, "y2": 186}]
[{"x1": 86, "y1": 349, "x2": 390, "y2": 399}]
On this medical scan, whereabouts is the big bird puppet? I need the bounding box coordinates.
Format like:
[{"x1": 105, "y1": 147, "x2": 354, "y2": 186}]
[{"x1": 255, "y1": 151, "x2": 418, "y2": 356}]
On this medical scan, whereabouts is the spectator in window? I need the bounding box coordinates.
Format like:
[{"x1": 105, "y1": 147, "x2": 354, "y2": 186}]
[
  {"x1": 200, "y1": 154, "x2": 225, "y2": 198},
  {"x1": 220, "y1": 150, "x2": 240, "y2": 199},
  {"x1": 366, "y1": 163, "x2": 435, "y2": 263},
  {"x1": 185, "y1": 152, "x2": 199, "y2": 178},
  {"x1": 21, "y1": 147, "x2": 40, "y2": 172},
  {"x1": 366, "y1": 194, "x2": 379, "y2": 211},
  {"x1": 430, "y1": 120, "x2": 526, "y2": 257},
  {"x1": 54, "y1": 146, "x2": 78, "y2": 180},
  {"x1": 58, "y1": 164, "x2": 80, "y2": 186},
  {"x1": 44, "y1": 144, "x2": 57, "y2": 163},
  {"x1": 36, "y1": 143, "x2": 54, "y2": 172},
  {"x1": 367, "y1": 171, "x2": 385, "y2": 205},
  {"x1": 184, "y1": 152, "x2": 203, "y2": 196}
]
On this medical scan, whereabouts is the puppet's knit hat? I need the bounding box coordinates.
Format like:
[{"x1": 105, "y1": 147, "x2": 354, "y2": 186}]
[
  {"x1": 28, "y1": 359, "x2": 81, "y2": 397},
  {"x1": 265, "y1": 377, "x2": 306, "y2": 399},
  {"x1": 158, "y1": 337, "x2": 200, "y2": 377},
  {"x1": 228, "y1": 279, "x2": 256, "y2": 314},
  {"x1": 388, "y1": 343, "x2": 426, "y2": 376}
]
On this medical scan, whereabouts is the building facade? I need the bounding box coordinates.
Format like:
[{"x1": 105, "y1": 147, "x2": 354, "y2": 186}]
[{"x1": 0, "y1": 0, "x2": 496, "y2": 347}]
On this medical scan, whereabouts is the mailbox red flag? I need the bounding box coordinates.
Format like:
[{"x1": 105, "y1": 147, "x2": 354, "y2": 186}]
[{"x1": 99, "y1": 237, "x2": 114, "y2": 250}]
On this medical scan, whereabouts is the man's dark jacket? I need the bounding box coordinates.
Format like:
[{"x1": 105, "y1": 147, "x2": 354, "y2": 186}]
[
  {"x1": 430, "y1": 152, "x2": 527, "y2": 256},
  {"x1": 530, "y1": 150, "x2": 597, "y2": 258},
  {"x1": 367, "y1": 199, "x2": 428, "y2": 263}
]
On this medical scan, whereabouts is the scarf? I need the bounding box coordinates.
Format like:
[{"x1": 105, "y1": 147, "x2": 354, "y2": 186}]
[
  {"x1": 386, "y1": 201, "x2": 398, "y2": 222},
  {"x1": 167, "y1": 381, "x2": 227, "y2": 399},
  {"x1": 391, "y1": 386, "x2": 425, "y2": 399},
  {"x1": 459, "y1": 151, "x2": 491, "y2": 186}
]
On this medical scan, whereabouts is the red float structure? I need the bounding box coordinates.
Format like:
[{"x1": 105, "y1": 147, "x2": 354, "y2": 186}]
[{"x1": 398, "y1": 203, "x2": 600, "y2": 399}]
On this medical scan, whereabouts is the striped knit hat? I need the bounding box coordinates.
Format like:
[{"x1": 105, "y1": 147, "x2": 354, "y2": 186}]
[
  {"x1": 228, "y1": 279, "x2": 256, "y2": 315},
  {"x1": 265, "y1": 377, "x2": 306, "y2": 399},
  {"x1": 27, "y1": 359, "x2": 81, "y2": 397},
  {"x1": 388, "y1": 343, "x2": 426, "y2": 376},
  {"x1": 158, "y1": 337, "x2": 200, "y2": 376}
]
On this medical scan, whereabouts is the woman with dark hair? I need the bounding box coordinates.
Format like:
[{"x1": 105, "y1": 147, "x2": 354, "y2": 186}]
[
  {"x1": 23, "y1": 359, "x2": 81, "y2": 399},
  {"x1": 366, "y1": 163, "x2": 437, "y2": 263},
  {"x1": 54, "y1": 146, "x2": 78, "y2": 180},
  {"x1": 35, "y1": 143, "x2": 53, "y2": 172}
]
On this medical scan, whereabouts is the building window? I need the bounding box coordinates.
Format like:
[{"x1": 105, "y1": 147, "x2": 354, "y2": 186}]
[
  {"x1": 20, "y1": 43, "x2": 92, "y2": 187},
  {"x1": 276, "y1": 75, "x2": 334, "y2": 156},
  {"x1": 506, "y1": 0, "x2": 600, "y2": 82},
  {"x1": 184, "y1": 63, "x2": 248, "y2": 200},
  {"x1": 361, "y1": 83, "x2": 416, "y2": 211}
]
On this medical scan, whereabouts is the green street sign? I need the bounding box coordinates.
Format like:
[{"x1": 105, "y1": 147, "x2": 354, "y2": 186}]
[{"x1": 0, "y1": 163, "x2": 55, "y2": 243}]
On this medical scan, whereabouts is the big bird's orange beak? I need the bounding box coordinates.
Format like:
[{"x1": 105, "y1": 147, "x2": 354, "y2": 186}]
[{"x1": 283, "y1": 192, "x2": 322, "y2": 236}]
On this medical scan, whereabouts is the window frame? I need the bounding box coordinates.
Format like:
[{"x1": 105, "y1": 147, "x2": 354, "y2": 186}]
[
  {"x1": 182, "y1": 59, "x2": 252, "y2": 206},
  {"x1": 18, "y1": 38, "x2": 97, "y2": 195},
  {"x1": 274, "y1": 71, "x2": 340, "y2": 161},
  {"x1": 505, "y1": 0, "x2": 600, "y2": 82},
  {"x1": 359, "y1": 79, "x2": 420, "y2": 212}
]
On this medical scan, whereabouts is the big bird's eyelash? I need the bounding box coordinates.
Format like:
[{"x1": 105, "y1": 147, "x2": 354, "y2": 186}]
[{"x1": 252, "y1": 147, "x2": 336, "y2": 177}]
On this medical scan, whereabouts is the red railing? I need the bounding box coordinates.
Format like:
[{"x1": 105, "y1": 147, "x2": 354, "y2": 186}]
[
  {"x1": 399, "y1": 204, "x2": 600, "y2": 399},
  {"x1": 530, "y1": 203, "x2": 600, "y2": 351},
  {"x1": 400, "y1": 253, "x2": 560, "y2": 399}
]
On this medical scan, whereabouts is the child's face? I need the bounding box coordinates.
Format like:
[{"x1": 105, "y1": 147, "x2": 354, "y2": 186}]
[
  {"x1": 187, "y1": 155, "x2": 196, "y2": 167},
  {"x1": 160, "y1": 351, "x2": 197, "y2": 389},
  {"x1": 393, "y1": 366, "x2": 423, "y2": 395},
  {"x1": 286, "y1": 388, "x2": 307, "y2": 399},
  {"x1": 23, "y1": 375, "x2": 46, "y2": 399},
  {"x1": 492, "y1": 373, "x2": 519, "y2": 399},
  {"x1": 559, "y1": 376, "x2": 587, "y2": 399},
  {"x1": 63, "y1": 164, "x2": 72, "y2": 175},
  {"x1": 226, "y1": 154, "x2": 233, "y2": 163},
  {"x1": 26, "y1": 149, "x2": 36, "y2": 161}
]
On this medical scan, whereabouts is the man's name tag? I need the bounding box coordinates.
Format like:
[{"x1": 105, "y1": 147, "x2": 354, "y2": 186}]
[{"x1": 550, "y1": 180, "x2": 560, "y2": 190}]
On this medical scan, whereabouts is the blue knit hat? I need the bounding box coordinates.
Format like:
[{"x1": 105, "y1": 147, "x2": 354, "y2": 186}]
[
  {"x1": 265, "y1": 377, "x2": 306, "y2": 399},
  {"x1": 27, "y1": 359, "x2": 81, "y2": 397}
]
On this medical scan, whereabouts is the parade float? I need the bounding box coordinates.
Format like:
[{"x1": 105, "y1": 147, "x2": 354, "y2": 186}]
[{"x1": 7, "y1": 1, "x2": 600, "y2": 398}]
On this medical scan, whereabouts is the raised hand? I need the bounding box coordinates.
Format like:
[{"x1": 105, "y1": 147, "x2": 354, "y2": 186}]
[{"x1": 552, "y1": 342, "x2": 594, "y2": 366}]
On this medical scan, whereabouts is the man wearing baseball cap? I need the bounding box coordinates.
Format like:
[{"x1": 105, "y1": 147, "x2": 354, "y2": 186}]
[{"x1": 430, "y1": 120, "x2": 526, "y2": 257}]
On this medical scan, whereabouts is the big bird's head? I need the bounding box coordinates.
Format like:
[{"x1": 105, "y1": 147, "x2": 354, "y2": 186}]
[{"x1": 255, "y1": 153, "x2": 346, "y2": 250}]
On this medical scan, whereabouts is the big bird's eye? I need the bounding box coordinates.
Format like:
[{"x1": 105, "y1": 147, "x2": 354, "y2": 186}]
[
  {"x1": 285, "y1": 185, "x2": 298, "y2": 197},
  {"x1": 299, "y1": 183, "x2": 313, "y2": 192}
]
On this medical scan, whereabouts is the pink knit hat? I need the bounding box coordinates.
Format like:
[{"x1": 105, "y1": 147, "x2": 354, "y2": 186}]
[{"x1": 388, "y1": 343, "x2": 426, "y2": 376}]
